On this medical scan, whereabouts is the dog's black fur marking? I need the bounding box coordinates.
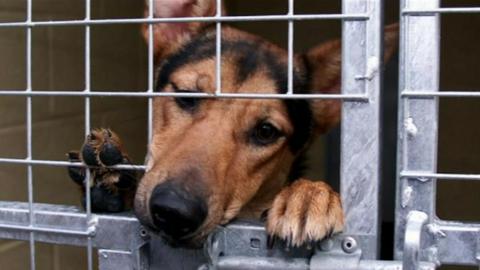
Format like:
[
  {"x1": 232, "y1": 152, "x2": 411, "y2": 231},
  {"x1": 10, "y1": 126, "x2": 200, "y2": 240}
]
[
  {"x1": 287, "y1": 153, "x2": 308, "y2": 182},
  {"x1": 156, "y1": 32, "x2": 216, "y2": 90},
  {"x1": 155, "y1": 28, "x2": 313, "y2": 154},
  {"x1": 233, "y1": 42, "x2": 261, "y2": 84}
]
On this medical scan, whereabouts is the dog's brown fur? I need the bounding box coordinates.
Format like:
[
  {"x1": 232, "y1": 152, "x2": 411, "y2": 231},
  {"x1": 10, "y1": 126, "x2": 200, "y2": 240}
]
[{"x1": 69, "y1": 0, "x2": 398, "y2": 248}]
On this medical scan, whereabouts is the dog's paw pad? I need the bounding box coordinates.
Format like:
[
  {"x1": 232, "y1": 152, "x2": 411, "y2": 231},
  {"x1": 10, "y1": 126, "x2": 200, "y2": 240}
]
[
  {"x1": 266, "y1": 179, "x2": 344, "y2": 248},
  {"x1": 67, "y1": 128, "x2": 137, "y2": 213},
  {"x1": 99, "y1": 142, "x2": 123, "y2": 166},
  {"x1": 81, "y1": 129, "x2": 124, "y2": 167},
  {"x1": 81, "y1": 142, "x2": 99, "y2": 166}
]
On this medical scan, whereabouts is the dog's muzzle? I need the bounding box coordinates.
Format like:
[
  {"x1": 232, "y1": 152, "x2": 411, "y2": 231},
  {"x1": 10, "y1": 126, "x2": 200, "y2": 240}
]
[{"x1": 149, "y1": 181, "x2": 208, "y2": 240}]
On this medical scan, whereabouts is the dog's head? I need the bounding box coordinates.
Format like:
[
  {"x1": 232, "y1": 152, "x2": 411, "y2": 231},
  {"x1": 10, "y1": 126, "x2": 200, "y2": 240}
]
[{"x1": 134, "y1": 0, "x2": 398, "y2": 247}]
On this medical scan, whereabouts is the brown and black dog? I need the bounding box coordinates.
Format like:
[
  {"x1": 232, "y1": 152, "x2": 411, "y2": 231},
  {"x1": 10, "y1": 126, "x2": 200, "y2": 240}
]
[{"x1": 68, "y1": 0, "x2": 398, "y2": 249}]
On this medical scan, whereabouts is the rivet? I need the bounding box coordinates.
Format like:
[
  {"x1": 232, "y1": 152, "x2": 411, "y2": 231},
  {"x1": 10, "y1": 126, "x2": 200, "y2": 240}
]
[{"x1": 342, "y1": 237, "x2": 358, "y2": 253}]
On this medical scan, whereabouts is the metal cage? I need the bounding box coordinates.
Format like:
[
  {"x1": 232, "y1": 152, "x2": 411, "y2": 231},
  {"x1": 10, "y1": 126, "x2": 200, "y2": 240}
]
[{"x1": 0, "y1": 0, "x2": 479, "y2": 269}]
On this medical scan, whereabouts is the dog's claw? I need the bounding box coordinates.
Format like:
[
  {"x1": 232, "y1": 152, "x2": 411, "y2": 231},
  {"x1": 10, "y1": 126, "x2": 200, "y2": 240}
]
[
  {"x1": 267, "y1": 235, "x2": 276, "y2": 249},
  {"x1": 260, "y1": 209, "x2": 269, "y2": 222},
  {"x1": 265, "y1": 179, "x2": 344, "y2": 248}
]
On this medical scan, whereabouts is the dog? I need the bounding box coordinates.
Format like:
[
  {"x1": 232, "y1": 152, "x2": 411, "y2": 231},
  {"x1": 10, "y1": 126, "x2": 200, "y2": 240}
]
[{"x1": 67, "y1": 0, "x2": 398, "y2": 249}]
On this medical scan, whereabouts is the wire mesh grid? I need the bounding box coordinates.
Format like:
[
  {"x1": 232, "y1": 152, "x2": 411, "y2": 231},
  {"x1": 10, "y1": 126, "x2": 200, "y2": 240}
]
[
  {"x1": 1, "y1": 0, "x2": 479, "y2": 269},
  {"x1": 0, "y1": 1, "x2": 373, "y2": 269},
  {"x1": 395, "y1": 0, "x2": 480, "y2": 267},
  {"x1": 398, "y1": 4, "x2": 480, "y2": 190}
]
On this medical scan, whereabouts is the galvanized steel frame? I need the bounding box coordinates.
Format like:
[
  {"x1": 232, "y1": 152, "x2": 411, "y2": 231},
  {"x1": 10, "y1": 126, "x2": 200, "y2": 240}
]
[
  {"x1": 340, "y1": 0, "x2": 383, "y2": 260},
  {"x1": 395, "y1": 0, "x2": 480, "y2": 268},
  {"x1": 1, "y1": 0, "x2": 479, "y2": 269}
]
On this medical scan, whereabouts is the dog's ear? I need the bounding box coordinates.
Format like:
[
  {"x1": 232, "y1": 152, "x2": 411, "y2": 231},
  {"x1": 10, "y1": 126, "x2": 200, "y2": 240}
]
[
  {"x1": 302, "y1": 23, "x2": 399, "y2": 134},
  {"x1": 142, "y1": 0, "x2": 221, "y2": 61}
]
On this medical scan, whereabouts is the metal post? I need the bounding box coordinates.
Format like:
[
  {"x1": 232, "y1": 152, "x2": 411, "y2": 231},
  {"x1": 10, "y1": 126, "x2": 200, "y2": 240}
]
[
  {"x1": 395, "y1": 0, "x2": 440, "y2": 261},
  {"x1": 341, "y1": 0, "x2": 384, "y2": 259}
]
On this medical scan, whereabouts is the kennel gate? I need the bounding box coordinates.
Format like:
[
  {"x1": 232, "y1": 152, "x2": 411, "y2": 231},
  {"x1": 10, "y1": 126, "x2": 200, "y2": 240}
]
[{"x1": 0, "y1": 0, "x2": 479, "y2": 269}]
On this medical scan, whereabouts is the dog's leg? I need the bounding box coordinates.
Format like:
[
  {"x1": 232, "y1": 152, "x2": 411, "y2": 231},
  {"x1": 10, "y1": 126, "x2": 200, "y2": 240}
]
[
  {"x1": 67, "y1": 129, "x2": 138, "y2": 213},
  {"x1": 266, "y1": 179, "x2": 344, "y2": 247}
]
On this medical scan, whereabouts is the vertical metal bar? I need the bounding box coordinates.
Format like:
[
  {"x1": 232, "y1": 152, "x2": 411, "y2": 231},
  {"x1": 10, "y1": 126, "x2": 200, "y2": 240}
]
[
  {"x1": 341, "y1": 0, "x2": 383, "y2": 259},
  {"x1": 287, "y1": 0, "x2": 294, "y2": 95},
  {"x1": 84, "y1": 0, "x2": 94, "y2": 269},
  {"x1": 147, "y1": 0, "x2": 154, "y2": 143},
  {"x1": 394, "y1": 0, "x2": 440, "y2": 260},
  {"x1": 26, "y1": 0, "x2": 35, "y2": 268},
  {"x1": 215, "y1": 0, "x2": 222, "y2": 95}
]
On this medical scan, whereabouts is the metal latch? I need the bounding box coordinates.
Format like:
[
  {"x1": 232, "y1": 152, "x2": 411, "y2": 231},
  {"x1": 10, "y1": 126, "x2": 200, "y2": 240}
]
[{"x1": 201, "y1": 217, "x2": 436, "y2": 270}]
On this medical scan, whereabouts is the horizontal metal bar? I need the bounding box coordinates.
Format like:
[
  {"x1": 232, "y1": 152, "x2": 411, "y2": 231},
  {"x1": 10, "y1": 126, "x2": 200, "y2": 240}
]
[
  {"x1": 0, "y1": 14, "x2": 369, "y2": 28},
  {"x1": 403, "y1": 7, "x2": 480, "y2": 15},
  {"x1": 401, "y1": 171, "x2": 480, "y2": 181},
  {"x1": 357, "y1": 261, "x2": 435, "y2": 270},
  {"x1": 0, "y1": 223, "x2": 94, "y2": 236},
  {"x1": 0, "y1": 90, "x2": 369, "y2": 100},
  {"x1": 0, "y1": 202, "x2": 146, "y2": 250},
  {"x1": 215, "y1": 256, "x2": 309, "y2": 270},
  {"x1": 434, "y1": 221, "x2": 480, "y2": 265},
  {"x1": 0, "y1": 158, "x2": 146, "y2": 170},
  {"x1": 402, "y1": 91, "x2": 480, "y2": 98}
]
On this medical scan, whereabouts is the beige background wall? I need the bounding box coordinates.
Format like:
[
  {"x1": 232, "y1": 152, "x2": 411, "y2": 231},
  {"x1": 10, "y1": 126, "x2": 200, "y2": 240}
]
[{"x1": 0, "y1": 0, "x2": 479, "y2": 269}]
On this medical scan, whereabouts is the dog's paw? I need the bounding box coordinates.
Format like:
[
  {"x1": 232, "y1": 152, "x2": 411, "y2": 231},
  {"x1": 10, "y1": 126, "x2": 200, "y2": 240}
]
[
  {"x1": 265, "y1": 179, "x2": 344, "y2": 248},
  {"x1": 67, "y1": 128, "x2": 138, "y2": 213},
  {"x1": 81, "y1": 128, "x2": 125, "y2": 167}
]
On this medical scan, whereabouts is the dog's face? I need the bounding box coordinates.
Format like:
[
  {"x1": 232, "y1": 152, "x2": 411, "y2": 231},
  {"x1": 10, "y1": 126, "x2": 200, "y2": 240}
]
[{"x1": 134, "y1": 0, "x2": 398, "y2": 247}]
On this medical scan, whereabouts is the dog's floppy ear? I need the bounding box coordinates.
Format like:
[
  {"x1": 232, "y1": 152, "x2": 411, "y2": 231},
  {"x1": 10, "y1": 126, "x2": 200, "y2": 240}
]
[
  {"x1": 142, "y1": 0, "x2": 221, "y2": 60},
  {"x1": 302, "y1": 23, "x2": 399, "y2": 134}
]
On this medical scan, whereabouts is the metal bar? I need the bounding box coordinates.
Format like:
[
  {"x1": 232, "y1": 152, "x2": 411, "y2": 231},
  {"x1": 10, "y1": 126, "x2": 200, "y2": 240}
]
[
  {"x1": 340, "y1": 0, "x2": 382, "y2": 259},
  {"x1": 215, "y1": 0, "x2": 222, "y2": 95},
  {"x1": 215, "y1": 256, "x2": 309, "y2": 270},
  {"x1": 0, "y1": 158, "x2": 146, "y2": 170},
  {"x1": 0, "y1": 224, "x2": 94, "y2": 237},
  {"x1": 25, "y1": 0, "x2": 35, "y2": 268},
  {"x1": 0, "y1": 14, "x2": 370, "y2": 28},
  {"x1": 84, "y1": 1, "x2": 94, "y2": 269},
  {"x1": 0, "y1": 202, "x2": 146, "y2": 251},
  {"x1": 434, "y1": 221, "x2": 480, "y2": 265},
  {"x1": 395, "y1": 0, "x2": 440, "y2": 261},
  {"x1": 147, "y1": 0, "x2": 154, "y2": 143},
  {"x1": 358, "y1": 261, "x2": 435, "y2": 270},
  {"x1": 402, "y1": 91, "x2": 480, "y2": 98},
  {"x1": 403, "y1": 7, "x2": 480, "y2": 15},
  {"x1": 401, "y1": 171, "x2": 480, "y2": 181},
  {"x1": 0, "y1": 90, "x2": 369, "y2": 100},
  {"x1": 287, "y1": 0, "x2": 294, "y2": 95}
]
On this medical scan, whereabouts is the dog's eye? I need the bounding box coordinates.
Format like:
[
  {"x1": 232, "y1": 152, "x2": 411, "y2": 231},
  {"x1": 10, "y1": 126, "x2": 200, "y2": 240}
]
[
  {"x1": 174, "y1": 89, "x2": 201, "y2": 112},
  {"x1": 251, "y1": 122, "x2": 282, "y2": 146},
  {"x1": 175, "y1": 96, "x2": 199, "y2": 111}
]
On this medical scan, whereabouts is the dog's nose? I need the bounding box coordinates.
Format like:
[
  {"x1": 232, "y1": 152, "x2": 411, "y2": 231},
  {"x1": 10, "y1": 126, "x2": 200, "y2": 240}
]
[{"x1": 149, "y1": 182, "x2": 207, "y2": 239}]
